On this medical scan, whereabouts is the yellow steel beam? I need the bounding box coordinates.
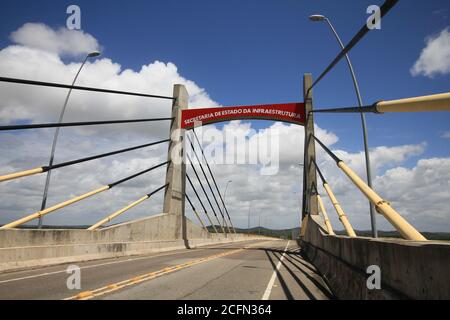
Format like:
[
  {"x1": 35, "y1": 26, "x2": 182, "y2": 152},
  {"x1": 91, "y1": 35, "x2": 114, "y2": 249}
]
[
  {"x1": 376, "y1": 92, "x2": 450, "y2": 113},
  {"x1": 337, "y1": 162, "x2": 427, "y2": 241},
  {"x1": 300, "y1": 215, "x2": 309, "y2": 237},
  {"x1": 0, "y1": 186, "x2": 110, "y2": 230},
  {"x1": 88, "y1": 195, "x2": 149, "y2": 231},
  {"x1": 317, "y1": 195, "x2": 335, "y2": 236},
  {"x1": 192, "y1": 210, "x2": 208, "y2": 232},
  {"x1": 323, "y1": 183, "x2": 357, "y2": 238},
  {"x1": 0, "y1": 167, "x2": 44, "y2": 183}
]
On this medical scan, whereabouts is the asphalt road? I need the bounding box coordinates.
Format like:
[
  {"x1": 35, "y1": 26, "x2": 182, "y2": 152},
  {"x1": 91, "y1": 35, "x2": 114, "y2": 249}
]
[{"x1": 0, "y1": 239, "x2": 334, "y2": 300}]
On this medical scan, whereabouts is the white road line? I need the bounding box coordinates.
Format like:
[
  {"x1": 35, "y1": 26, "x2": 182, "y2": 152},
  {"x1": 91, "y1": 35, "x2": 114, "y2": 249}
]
[
  {"x1": 0, "y1": 239, "x2": 262, "y2": 284},
  {"x1": 261, "y1": 240, "x2": 290, "y2": 300}
]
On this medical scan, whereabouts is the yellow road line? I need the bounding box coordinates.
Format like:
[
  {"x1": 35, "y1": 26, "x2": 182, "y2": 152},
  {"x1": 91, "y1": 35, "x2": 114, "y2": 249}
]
[
  {"x1": 65, "y1": 245, "x2": 255, "y2": 300},
  {"x1": 65, "y1": 240, "x2": 278, "y2": 300}
]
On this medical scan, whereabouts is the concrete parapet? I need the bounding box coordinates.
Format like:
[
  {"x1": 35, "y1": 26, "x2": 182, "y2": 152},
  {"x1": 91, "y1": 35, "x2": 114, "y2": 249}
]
[
  {"x1": 0, "y1": 214, "x2": 270, "y2": 272},
  {"x1": 300, "y1": 215, "x2": 450, "y2": 299}
]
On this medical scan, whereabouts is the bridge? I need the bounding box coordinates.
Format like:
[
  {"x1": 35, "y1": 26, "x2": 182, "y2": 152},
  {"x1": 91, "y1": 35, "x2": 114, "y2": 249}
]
[{"x1": 0, "y1": 0, "x2": 449, "y2": 300}]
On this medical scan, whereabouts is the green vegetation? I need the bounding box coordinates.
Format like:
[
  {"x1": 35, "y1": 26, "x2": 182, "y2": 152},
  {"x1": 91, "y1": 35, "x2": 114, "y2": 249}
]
[{"x1": 206, "y1": 226, "x2": 300, "y2": 240}]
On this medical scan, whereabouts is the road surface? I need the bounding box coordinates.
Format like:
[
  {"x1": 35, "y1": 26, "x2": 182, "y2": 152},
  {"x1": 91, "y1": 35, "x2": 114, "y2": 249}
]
[{"x1": 0, "y1": 239, "x2": 334, "y2": 300}]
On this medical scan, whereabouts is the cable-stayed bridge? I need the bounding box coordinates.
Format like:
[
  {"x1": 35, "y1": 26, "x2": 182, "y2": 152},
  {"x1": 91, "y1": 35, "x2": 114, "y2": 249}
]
[{"x1": 0, "y1": 0, "x2": 449, "y2": 300}]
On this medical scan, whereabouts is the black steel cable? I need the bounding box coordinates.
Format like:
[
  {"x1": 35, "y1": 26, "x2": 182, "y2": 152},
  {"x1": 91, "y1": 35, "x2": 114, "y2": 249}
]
[
  {"x1": 186, "y1": 174, "x2": 218, "y2": 233},
  {"x1": 311, "y1": 159, "x2": 327, "y2": 184},
  {"x1": 186, "y1": 174, "x2": 209, "y2": 216},
  {"x1": 186, "y1": 134, "x2": 226, "y2": 222},
  {"x1": 41, "y1": 139, "x2": 170, "y2": 172},
  {"x1": 310, "y1": 0, "x2": 399, "y2": 92},
  {"x1": 192, "y1": 130, "x2": 234, "y2": 227},
  {"x1": 312, "y1": 105, "x2": 379, "y2": 114},
  {"x1": 147, "y1": 183, "x2": 169, "y2": 197},
  {"x1": 108, "y1": 160, "x2": 169, "y2": 188},
  {"x1": 186, "y1": 153, "x2": 224, "y2": 232},
  {"x1": 313, "y1": 135, "x2": 342, "y2": 164},
  {"x1": 0, "y1": 117, "x2": 174, "y2": 131},
  {"x1": 185, "y1": 194, "x2": 196, "y2": 211},
  {"x1": 0, "y1": 77, "x2": 175, "y2": 100}
]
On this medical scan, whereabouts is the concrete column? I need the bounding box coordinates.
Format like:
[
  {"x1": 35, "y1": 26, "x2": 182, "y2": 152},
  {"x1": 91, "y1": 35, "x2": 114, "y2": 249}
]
[
  {"x1": 302, "y1": 74, "x2": 319, "y2": 218},
  {"x1": 163, "y1": 85, "x2": 188, "y2": 239}
]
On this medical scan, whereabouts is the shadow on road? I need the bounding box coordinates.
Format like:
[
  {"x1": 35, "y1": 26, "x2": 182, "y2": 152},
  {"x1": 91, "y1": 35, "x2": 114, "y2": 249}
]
[{"x1": 264, "y1": 247, "x2": 335, "y2": 300}]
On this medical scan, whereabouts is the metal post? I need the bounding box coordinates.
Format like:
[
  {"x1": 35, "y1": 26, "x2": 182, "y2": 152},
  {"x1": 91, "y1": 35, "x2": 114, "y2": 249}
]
[
  {"x1": 223, "y1": 180, "x2": 232, "y2": 220},
  {"x1": 223, "y1": 180, "x2": 233, "y2": 233},
  {"x1": 259, "y1": 213, "x2": 261, "y2": 235},
  {"x1": 248, "y1": 203, "x2": 251, "y2": 234},
  {"x1": 324, "y1": 18, "x2": 377, "y2": 237},
  {"x1": 38, "y1": 55, "x2": 91, "y2": 228}
]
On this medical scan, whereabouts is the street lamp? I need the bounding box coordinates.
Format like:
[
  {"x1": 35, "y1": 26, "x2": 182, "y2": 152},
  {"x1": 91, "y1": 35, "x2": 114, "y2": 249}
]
[
  {"x1": 248, "y1": 202, "x2": 251, "y2": 234},
  {"x1": 258, "y1": 212, "x2": 261, "y2": 235},
  {"x1": 297, "y1": 163, "x2": 304, "y2": 225},
  {"x1": 223, "y1": 180, "x2": 232, "y2": 228},
  {"x1": 309, "y1": 14, "x2": 377, "y2": 237},
  {"x1": 38, "y1": 51, "x2": 101, "y2": 228},
  {"x1": 293, "y1": 191, "x2": 302, "y2": 224}
]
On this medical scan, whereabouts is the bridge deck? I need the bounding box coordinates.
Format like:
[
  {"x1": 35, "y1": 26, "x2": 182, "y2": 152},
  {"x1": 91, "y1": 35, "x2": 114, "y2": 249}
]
[{"x1": 0, "y1": 240, "x2": 333, "y2": 300}]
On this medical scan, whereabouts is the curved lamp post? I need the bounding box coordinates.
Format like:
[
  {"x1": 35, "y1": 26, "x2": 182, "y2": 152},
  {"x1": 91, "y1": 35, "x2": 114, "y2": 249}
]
[
  {"x1": 38, "y1": 51, "x2": 101, "y2": 228},
  {"x1": 223, "y1": 180, "x2": 232, "y2": 227},
  {"x1": 309, "y1": 14, "x2": 377, "y2": 237}
]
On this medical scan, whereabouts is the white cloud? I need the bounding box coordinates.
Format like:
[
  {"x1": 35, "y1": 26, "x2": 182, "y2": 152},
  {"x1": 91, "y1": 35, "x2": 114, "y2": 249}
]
[
  {"x1": 335, "y1": 143, "x2": 426, "y2": 177},
  {"x1": 411, "y1": 27, "x2": 450, "y2": 78},
  {"x1": 10, "y1": 23, "x2": 100, "y2": 57},
  {"x1": 441, "y1": 131, "x2": 450, "y2": 139}
]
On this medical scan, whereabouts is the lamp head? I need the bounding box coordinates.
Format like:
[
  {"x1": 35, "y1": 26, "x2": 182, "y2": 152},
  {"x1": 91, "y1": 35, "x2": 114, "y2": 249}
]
[
  {"x1": 309, "y1": 14, "x2": 326, "y2": 22},
  {"x1": 87, "y1": 51, "x2": 101, "y2": 58}
]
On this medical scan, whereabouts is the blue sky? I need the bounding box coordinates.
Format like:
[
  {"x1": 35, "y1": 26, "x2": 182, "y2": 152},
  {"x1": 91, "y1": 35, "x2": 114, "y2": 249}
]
[{"x1": 0, "y1": 0, "x2": 448, "y2": 163}]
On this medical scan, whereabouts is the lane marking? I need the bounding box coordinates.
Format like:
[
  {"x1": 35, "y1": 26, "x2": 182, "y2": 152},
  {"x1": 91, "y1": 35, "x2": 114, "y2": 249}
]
[
  {"x1": 66, "y1": 248, "x2": 244, "y2": 300},
  {"x1": 261, "y1": 241, "x2": 290, "y2": 300},
  {"x1": 0, "y1": 240, "x2": 262, "y2": 284},
  {"x1": 65, "y1": 240, "x2": 276, "y2": 301}
]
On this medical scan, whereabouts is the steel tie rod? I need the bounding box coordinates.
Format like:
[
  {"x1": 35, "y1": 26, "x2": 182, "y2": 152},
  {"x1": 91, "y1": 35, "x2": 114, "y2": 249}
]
[
  {"x1": 0, "y1": 139, "x2": 170, "y2": 183},
  {"x1": 0, "y1": 76, "x2": 175, "y2": 100}
]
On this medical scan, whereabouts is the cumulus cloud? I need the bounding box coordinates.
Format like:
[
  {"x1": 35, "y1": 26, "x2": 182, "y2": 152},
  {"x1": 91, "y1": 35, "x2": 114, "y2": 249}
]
[
  {"x1": 10, "y1": 23, "x2": 100, "y2": 57},
  {"x1": 411, "y1": 27, "x2": 450, "y2": 78}
]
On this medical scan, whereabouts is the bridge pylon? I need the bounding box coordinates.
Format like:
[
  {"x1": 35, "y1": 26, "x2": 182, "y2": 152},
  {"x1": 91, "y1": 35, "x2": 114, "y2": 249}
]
[
  {"x1": 302, "y1": 73, "x2": 319, "y2": 220},
  {"x1": 163, "y1": 84, "x2": 188, "y2": 239}
]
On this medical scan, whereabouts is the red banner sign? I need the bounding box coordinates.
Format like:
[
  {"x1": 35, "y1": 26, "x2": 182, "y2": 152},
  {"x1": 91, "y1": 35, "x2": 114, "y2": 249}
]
[{"x1": 181, "y1": 103, "x2": 305, "y2": 129}]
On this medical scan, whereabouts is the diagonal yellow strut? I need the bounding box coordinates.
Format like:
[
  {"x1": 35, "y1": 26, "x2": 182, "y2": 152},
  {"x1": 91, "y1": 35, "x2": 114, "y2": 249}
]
[
  {"x1": 322, "y1": 183, "x2": 357, "y2": 238},
  {"x1": 338, "y1": 162, "x2": 427, "y2": 241},
  {"x1": 316, "y1": 194, "x2": 335, "y2": 236},
  {"x1": 88, "y1": 195, "x2": 149, "y2": 231},
  {"x1": 0, "y1": 186, "x2": 110, "y2": 229}
]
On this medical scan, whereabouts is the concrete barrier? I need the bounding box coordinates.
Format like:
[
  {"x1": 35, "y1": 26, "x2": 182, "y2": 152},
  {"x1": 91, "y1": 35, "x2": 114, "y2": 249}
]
[
  {"x1": 0, "y1": 214, "x2": 271, "y2": 272},
  {"x1": 300, "y1": 215, "x2": 450, "y2": 299}
]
